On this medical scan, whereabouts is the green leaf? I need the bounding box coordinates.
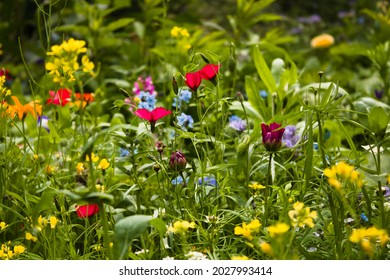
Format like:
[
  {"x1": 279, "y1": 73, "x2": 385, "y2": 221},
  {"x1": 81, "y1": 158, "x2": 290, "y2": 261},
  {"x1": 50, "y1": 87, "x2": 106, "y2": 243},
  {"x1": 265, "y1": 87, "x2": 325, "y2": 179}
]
[
  {"x1": 48, "y1": 122, "x2": 60, "y2": 144},
  {"x1": 245, "y1": 76, "x2": 269, "y2": 121},
  {"x1": 113, "y1": 215, "x2": 153, "y2": 259},
  {"x1": 101, "y1": 18, "x2": 134, "y2": 32},
  {"x1": 252, "y1": 45, "x2": 277, "y2": 94},
  {"x1": 368, "y1": 106, "x2": 390, "y2": 135}
]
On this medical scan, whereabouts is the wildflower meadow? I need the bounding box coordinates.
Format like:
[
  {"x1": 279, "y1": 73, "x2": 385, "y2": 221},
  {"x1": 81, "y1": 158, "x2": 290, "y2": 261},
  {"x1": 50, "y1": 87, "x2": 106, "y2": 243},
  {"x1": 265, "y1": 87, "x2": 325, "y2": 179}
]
[{"x1": 1, "y1": 0, "x2": 390, "y2": 261}]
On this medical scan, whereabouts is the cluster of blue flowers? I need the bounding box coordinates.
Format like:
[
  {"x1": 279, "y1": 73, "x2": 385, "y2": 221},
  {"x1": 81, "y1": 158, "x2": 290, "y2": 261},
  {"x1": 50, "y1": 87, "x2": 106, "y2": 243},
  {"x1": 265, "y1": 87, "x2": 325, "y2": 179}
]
[
  {"x1": 282, "y1": 125, "x2": 300, "y2": 148},
  {"x1": 173, "y1": 88, "x2": 192, "y2": 109},
  {"x1": 228, "y1": 115, "x2": 246, "y2": 132},
  {"x1": 137, "y1": 91, "x2": 157, "y2": 111},
  {"x1": 177, "y1": 112, "x2": 194, "y2": 131}
]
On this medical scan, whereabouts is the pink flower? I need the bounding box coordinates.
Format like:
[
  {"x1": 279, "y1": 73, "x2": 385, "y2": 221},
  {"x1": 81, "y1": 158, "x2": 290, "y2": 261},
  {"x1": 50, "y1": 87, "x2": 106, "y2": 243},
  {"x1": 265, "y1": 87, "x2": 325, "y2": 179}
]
[
  {"x1": 76, "y1": 204, "x2": 99, "y2": 218},
  {"x1": 47, "y1": 88, "x2": 71, "y2": 106},
  {"x1": 185, "y1": 71, "x2": 202, "y2": 92},
  {"x1": 135, "y1": 107, "x2": 171, "y2": 132},
  {"x1": 199, "y1": 64, "x2": 220, "y2": 80},
  {"x1": 185, "y1": 64, "x2": 220, "y2": 92},
  {"x1": 261, "y1": 122, "x2": 285, "y2": 152}
]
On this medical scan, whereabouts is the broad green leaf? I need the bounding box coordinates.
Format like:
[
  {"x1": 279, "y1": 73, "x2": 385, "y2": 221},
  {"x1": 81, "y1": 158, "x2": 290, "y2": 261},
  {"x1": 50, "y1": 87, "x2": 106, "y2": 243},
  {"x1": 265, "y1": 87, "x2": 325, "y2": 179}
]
[
  {"x1": 113, "y1": 215, "x2": 153, "y2": 259},
  {"x1": 252, "y1": 46, "x2": 277, "y2": 94},
  {"x1": 368, "y1": 106, "x2": 390, "y2": 135},
  {"x1": 245, "y1": 76, "x2": 269, "y2": 121}
]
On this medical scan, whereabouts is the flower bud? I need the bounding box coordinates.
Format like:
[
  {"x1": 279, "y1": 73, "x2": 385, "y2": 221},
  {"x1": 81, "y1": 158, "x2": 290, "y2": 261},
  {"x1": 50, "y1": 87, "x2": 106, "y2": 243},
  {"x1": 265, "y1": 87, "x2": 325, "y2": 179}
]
[{"x1": 169, "y1": 151, "x2": 187, "y2": 171}]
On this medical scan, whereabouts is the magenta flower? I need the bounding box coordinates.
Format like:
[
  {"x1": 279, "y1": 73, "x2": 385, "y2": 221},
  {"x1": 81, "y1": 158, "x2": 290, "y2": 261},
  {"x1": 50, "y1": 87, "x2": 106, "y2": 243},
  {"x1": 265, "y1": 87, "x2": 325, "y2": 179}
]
[
  {"x1": 135, "y1": 107, "x2": 171, "y2": 132},
  {"x1": 46, "y1": 88, "x2": 71, "y2": 106},
  {"x1": 261, "y1": 122, "x2": 285, "y2": 152},
  {"x1": 76, "y1": 204, "x2": 99, "y2": 218},
  {"x1": 199, "y1": 64, "x2": 220, "y2": 80},
  {"x1": 185, "y1": 71, "x2": 203, "y2": 92}
]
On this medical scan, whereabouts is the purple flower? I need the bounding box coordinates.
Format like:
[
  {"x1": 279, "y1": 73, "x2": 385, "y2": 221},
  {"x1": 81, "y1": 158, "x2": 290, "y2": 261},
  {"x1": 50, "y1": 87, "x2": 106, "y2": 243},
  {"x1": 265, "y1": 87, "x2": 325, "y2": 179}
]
[
  {"x1": 261, "y1": 122, "x2": 285, "y2": 152},
  {"x1": 374, "y1": 89, "x2": 384, "y2": 99},
  {"x1": 282, "y1": 125, "x2": 300, "y2": 148},
  {"x1": 229, "y1": 115, "x2": 246, "y2": 132},
  {"x1": 169, "y1": 151, "x2": 187, "y2": 172}
]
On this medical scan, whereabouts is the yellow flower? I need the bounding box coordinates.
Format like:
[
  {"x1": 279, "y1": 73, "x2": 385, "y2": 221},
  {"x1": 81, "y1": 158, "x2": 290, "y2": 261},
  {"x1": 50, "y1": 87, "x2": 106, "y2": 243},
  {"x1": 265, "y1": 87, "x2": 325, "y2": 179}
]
[
  {"x1": 168, "y1": 220, "x2": 196, "y2": 234},
  {"x1": 13, "y1": 245, "x2": 25, "y2": 256},
  {"x1": 310, "y1": 33, "x2": 335, "y2": 48},
  {"x1": 0, "y1": 75, "x2": 11, "y2": 96},
  {"x1": 49, "y1": 216, "x2": 58, "y2": 229},
  {"x1": 248, "y1": 182, "x2": 266, "y2": 190},
  {"x1": 0, "y1": 221, "x2": 7, "y2": 230},
  {"x1": 76, "y1": 162, "x2": 84, "y2": 174},
  {"x1": 35, "y1": 215, "x2": 48, "y2": 231},
  {"x1": 170, "y1": 26, "x2": 190, "y2": 38},
  {"x1": 86, "y1": 152, "x2": 99, "y2": 162},
  {"x1": 45, "y1": 165, "x2": 55, "y2": 175},
  {"x1": 267, "y1": 222, "x2": 290, "y2": 238},
  {"x1": 349, "y1": 226, "x2": 389, "y2": 256},
  {"x1": 288, "y1": 201, "x2": 317, "y2": 228},
  {"x1": 324, "y1": 161, "x2": 363, "y2": 190},
  {"x1": 96, "y1": 184, "x2": 105, "y2": 192},
  {"x1": 25, "y1": 232, "x2": 38, "y2": 242},
  {"x1": 97, "y1": 158, "x2": 110, "y2": 170},
  {"x1": 231, "y1": 255, "x2": 250, "y2": 260},
  {"x1": 234, "y1": 219, "x2": 261, "y2": 241},
  {"x1": 259, "y1": 242, "x2": 273, "y2": 257}
]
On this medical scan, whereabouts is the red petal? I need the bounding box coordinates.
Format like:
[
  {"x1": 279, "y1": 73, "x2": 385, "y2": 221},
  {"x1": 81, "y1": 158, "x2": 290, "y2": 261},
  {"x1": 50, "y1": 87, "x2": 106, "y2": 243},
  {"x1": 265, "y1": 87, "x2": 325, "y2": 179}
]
[
  {"x1": 76, "y1": 204, "x2": 100, "y2": 218},
  {"x1": 152, "y1": 107, "x2": 171, "y2": 121},
  {"x1": 135, "y1": 108, "x2": 153, "y2": 121},
  {"x1": 199, "y1": 64, "x2": 220, "y2": 80},
  {"x1": 185, "y1": 72, "x2": 202, "y2": 91}
]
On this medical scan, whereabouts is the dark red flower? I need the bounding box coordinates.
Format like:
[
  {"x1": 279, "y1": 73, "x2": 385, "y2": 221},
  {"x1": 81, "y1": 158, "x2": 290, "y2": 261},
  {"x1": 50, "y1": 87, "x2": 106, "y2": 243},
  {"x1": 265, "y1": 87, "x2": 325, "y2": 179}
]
[
  {"x1": 169, "y1": 151, "x2": 187, "y2": 172},
  {"x1": 76, "y1": 204, "x2": 99, "y2": 218},
  {"x1": 135, "y1": 107, "x2": 171, "y2": 132},
  {"x1": 47, "y1": 88, "x2": 71, "y2": 106},
  {"x1": 185, "y1": 71, "x2": 202, "y2": 92},
  {"x1": 261, "y1": 122, "x2": 285, "y2": 152},
  {"x1": 0, "y1": 69, "x2": 12, "y2": 80},
  {"x1": 199, "y1": 64, "x2": 220, "y2": 80}
]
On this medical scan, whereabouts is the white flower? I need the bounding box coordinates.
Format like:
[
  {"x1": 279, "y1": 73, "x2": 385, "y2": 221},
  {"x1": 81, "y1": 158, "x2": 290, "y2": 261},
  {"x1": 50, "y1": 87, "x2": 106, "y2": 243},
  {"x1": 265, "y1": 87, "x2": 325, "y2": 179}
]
[{"x1": 185, "y1": 251, "x2": 208, "y2": 260}]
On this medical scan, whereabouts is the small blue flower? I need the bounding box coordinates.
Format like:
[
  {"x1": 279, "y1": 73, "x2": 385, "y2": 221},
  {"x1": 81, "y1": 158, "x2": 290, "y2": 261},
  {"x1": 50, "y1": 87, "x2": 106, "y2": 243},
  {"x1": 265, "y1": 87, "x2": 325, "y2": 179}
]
[
  {"x1": 313, "y1": 142, "x2": 319, "y2": 151},
  {"x1": 259, "y1": 90, "x2": 267, "y2": 99},
  {"x1": 171, "y1": 175, "x2": 188, "y2": 185},
  {"x1": 229, "y1": 115, "x2": 246, "y2": 132},
  {"x1": 177, "y1": 112, "x2": 194, "y2": 131},
  {"x1": 119, "y1": 148, "x2": 130, "y2": 157},
  {"x1": 360, "y1": 213, "x2": 369, "y2": 223},
  {"x1": 138, "y1": 91, "x2": 156, "y2": 110},
  {"x1": 173, "y1": 88, "x2": 192, "y2": 109},
  {"x1": 198, "y1": 176, "x2": 217, "y2": 187}
]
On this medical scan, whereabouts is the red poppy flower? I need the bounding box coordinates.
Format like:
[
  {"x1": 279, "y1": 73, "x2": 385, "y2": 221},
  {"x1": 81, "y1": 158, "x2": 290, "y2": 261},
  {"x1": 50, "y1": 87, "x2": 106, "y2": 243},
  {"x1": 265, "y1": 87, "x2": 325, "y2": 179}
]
[
  {"x1": 76, "y1": 204, "x2": 100, "y2": 218},
  {"x1": 199, "y1": 64, "x2": 220, "y2": 80},
  {"x1": 47, "y1": 88, "x2": 71, "y2": 106},
  {"x1": 135, "y1": 107, "x2": 171, "y2": 132},
  {"x1": 261, "y1": 122, "x2": 285, "y2": 152},
  {"x1": 185, "y1": 71, "x2": 202, "y2": 92}
]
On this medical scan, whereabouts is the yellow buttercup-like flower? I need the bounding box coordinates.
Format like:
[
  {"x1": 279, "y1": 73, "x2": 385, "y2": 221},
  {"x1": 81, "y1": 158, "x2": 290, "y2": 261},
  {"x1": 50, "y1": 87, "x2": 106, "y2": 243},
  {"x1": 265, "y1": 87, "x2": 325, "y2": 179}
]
[
  {"x1": 0, "y1": 221, "x2": 7, "y2": 230},
  {"x1": 97, "y1": 158, "x2": 110, "y2": 170},
  {"x1": 324, "y1": 161, "x2": 363, "y2": 191},
  {"x1": 25, "y1": 232, "x2": 38, "y2": 242},
  {"x1": 349, "y1": 226, "x2": 389, "y2": 257},
  {"x1": 234, "y1": 219, "x2": 261, "y2": 241},
  {"x1": 50, "y1": 216, "x2": 58, "y2": 229},
  {"x1": 168, "y1": 220, "x2": 196, "y2": 234},
  {"x1": 267, "y1": 222, "x2": 290, "y2": 238},
  {"x1": 288, "y1": 201, "x2": 317, "y2": 228},
  {"x1": 248, "y1": 182, "x2": 266, "y2": 190}
]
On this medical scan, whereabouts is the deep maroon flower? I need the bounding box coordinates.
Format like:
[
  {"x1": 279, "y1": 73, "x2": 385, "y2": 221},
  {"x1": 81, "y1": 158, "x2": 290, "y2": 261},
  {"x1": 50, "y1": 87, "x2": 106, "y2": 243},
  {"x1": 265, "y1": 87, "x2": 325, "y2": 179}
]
[
  {"x1": 76, "y1": 204, "x2": 99, "y2": 218},
  {"x1": 261, "y1": 122, "x2": 285, "y2": 152},
  {"x1": 185, "y1": 71, "x2": 202, "y2": 92},
  {"x1": 169, "y1": 151, "x2": 187, "y2": 172},
  {"x1": 135, "y1": 107, "x2": 171, "y2": 132},
  {"x1": 199, "y1": 64, "x2": 220, "y2": 80}
]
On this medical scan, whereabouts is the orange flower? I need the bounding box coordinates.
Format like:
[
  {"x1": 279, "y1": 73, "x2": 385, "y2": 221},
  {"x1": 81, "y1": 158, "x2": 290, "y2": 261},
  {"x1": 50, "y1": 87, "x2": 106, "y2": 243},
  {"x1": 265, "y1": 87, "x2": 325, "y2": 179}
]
[
  {"x1": 74, "y1": 93, "x2": 94, "y2": 103},
  {"x1": 310, "y1": 34, "x2": 335, "y2": 48},
  {"x1": 6, "y1": 96, "x2": 42, "y2": 120}
]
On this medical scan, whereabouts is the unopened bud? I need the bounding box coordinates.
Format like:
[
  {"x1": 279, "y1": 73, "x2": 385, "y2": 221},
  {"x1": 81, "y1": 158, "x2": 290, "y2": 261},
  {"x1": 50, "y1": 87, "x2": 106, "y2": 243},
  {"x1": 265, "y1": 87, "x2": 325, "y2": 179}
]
[{"x1": 169, "y1": 151, "x2": 187, "y2": 172}]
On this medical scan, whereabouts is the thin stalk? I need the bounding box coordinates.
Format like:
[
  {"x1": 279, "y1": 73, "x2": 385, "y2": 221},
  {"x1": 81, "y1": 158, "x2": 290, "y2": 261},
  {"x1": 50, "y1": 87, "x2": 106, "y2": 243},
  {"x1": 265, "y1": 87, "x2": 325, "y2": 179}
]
[
  {"x1": 316, "y1": 112, "x2": 328, "y2": 168},
  {"x1": 264, "y1": 153, "x2": 273, "y2": 226}
]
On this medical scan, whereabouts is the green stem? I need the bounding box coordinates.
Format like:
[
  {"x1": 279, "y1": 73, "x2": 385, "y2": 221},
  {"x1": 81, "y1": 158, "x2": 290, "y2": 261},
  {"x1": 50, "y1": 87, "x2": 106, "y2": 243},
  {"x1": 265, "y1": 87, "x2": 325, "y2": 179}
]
[
  {"x1": 316, "y1": 112, "x2": 328, "y2": 168},
  {"x1": 98, "y1": 201, "x2": 112, "y2": 259},
  {"x1": 264, "y1": 153, "x2": 273, "y2": 226}
]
